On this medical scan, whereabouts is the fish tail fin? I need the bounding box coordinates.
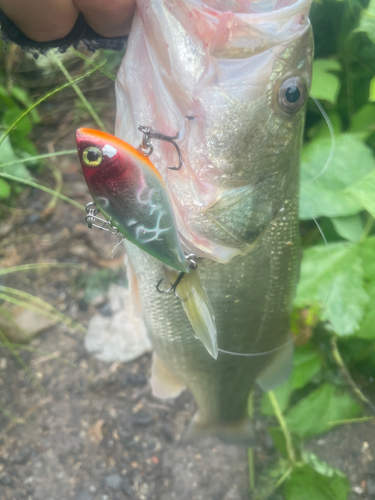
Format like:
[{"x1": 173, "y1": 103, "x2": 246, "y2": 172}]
[
  {"x1": 182, "y1": 413, "x2": 254, "y2": 447},
  {"x1": 171, "y1": 268, "x2": 218, "y2": 359}
]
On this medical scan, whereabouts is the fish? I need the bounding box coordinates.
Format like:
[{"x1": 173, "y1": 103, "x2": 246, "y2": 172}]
[
  {"x1": 90, "y1": 0, "x2": 314, "y2": 444},
  {"x1": 76, "y1": 128, "x2": 218, "y2": 358}
]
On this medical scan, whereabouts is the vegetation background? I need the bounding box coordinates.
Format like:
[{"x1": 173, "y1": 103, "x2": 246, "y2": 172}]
[{"x1": 0, "y1": 0, "x2": 374, "y2": 499}]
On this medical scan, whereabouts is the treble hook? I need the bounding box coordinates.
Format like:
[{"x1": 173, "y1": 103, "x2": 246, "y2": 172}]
[
  {"x1": 85, "y1": 202, "x2": 119, "y2": 235},
  {"x1": 156, "y1": 254, "x2": 197, "y2": 297},
  {"x1": 138, "y1": 125, "x2": 183, "y2": 171}
]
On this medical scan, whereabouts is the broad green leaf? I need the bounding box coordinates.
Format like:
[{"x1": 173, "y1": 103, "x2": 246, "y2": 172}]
[
  {"x1": 0, "y1": 178, "x2": 10, "y2": 199},
  {"x1": 359, "y1": 237, "x2": 375, "y2": 282},
  {"x1": 295, "y1": 243, "x2": 369, "y2": 336},
  {"x1": 292, "y1": 344, "x2": 323, "y2": 389},
  {"x1": 358, "y1": 0, "x2": 375, "y2": 45},
  {"x1": 355, "y1": 238, "x2": 375, "y2": 339},
  {"x1": 3, "y1": 108, "x2": 32, "y2": 138},
  {"x1": 285, "y1": 383, "x2": 362, "y2": 438},
  {"x1": 331, "y1": 214, "x2": 363, "y2": 242},
  {"x1": 349, "y1": 104, "x2": 375, "y2": 136},
  {"x1": 300, "y1": 134, "x2": 375, "y2": 220},
  {"x1": 310, "y1": 59, "x2": 341, "y2": 104},
  {"x1": 355, "y1": 309, "x2": 375, "y2": 339},
  {"x1": 0, "y1": 137, "x2": 33, "y2": 181},
  {"x1": 261, "y1": 377, "x2": 293, "y2": 416},
  {"x1": 370, "y1": 77, "x2": 375, "y2": 102},
  {"x1": 285, "y1": 460, "x2": 350, "y2": 500},
  {"x1": 346, "y1": 169, "x2": 375, "y2": 218}
]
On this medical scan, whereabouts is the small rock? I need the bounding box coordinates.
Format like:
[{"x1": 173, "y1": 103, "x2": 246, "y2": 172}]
[
  {"x1": 121, "y1": 480, "x2": 133, "y2": 497},
  {"x1": 352, "y1": 486, "x2": 364, "y2": 494},
  {"x1": 0, "y1": 473, "x2": 13, "y2": 486},
  {"x1": 97, "y1": 302, "x2": 112, "y2": 317},
  {"x1": 10, "y1": 447, "x2": 32, "y2": 465},
  {"x1": 139, "y1": 483, "x2": 151, "y2": 497},
  {"x1": 367, "y1": 478, "x2": 375, "y2": 496},
  {"x1": 105, "y1": 474, "x2": 122, "y2": 491},
  {"x1": 14, "y1": 309, "x2": 57, "y2": 339},
  {"x1": 128, "y1": 373, "x2": 148, "y2": 386},
  {"x1": 132, "y1": 411, "x2": 153, "y2": 427},
  {"x1": 27, "y1": 213, "x2": 40, "y2": 224},
  {"x1": 88, "y1": 485, "x2": 97, "y2": 494},
  {"x1": 76, "y1": 491, "x2": 93, "y2": 500}
]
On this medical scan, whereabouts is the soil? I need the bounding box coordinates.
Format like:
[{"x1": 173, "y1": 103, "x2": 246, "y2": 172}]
[{"x1": 0, "y1": 61, "x2": 374, "y2": 500}]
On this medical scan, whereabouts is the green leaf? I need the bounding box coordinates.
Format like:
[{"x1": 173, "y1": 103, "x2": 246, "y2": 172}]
[
  {"x1": 285, "y1": 460, "x2": 350, "y2": 500},
  {"x1": 331, "y1": 214, "x2": 364, "y2": 242},
  {"x1": 370, "y1": 77, "x2": 375, "y2": 102},
  {"x1": 0, "y1": 137, "x2": 33, "y2": 181},
  {"x1": 0, "y1": 178, "x2": 11, "y2": 199},
  {"x1": 11, "y1": 86, "x2": 41, "y2": 123},
  {"x1": 285, "y1": 383, "x2": 362, "y2": 438},
  {"x1": 349, "y1": 104, "x2": 375, "y2": 136},
  {"x1": 310, "y1": 59, "x2": 341, "y2": 104},
  {"x1": 292, "y1": 344, "x2": 323, "y2": 390},
  {"x1": 357, "y1": 0, "x2": 375, "y2": 45},
  {"x1": 300, "y1": 134, "x2": 375, "y2": 220},
  {"x1": 3, "y1": 108, "x2": 32, "y2": 138},
  {"x1": 295, "y1": 243, "x2": 369, "y2": 336},
  {"x1": 346, "y1": 169, "x2": 375, "y2": 218},
  {"x1": 355, "y1": 238, "x2": 375, "y2": 339},
  {"x1": 261, "y1": 377, "x2": 293, "y2": 416}
]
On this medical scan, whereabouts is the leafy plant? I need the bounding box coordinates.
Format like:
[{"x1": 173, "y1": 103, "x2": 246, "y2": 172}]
[{"x1": 252, "y1": 0, "x2": 375, "y2": 497}]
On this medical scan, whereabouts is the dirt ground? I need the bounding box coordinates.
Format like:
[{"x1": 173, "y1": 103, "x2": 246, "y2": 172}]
[{"x1": 0, "y1": 67, "x2": 374, "y2": 500}]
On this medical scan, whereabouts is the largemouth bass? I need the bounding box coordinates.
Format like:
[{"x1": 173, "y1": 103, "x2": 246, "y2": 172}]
[{"x1": 87, "y1": 0, "x2": 313, "y2": 444}]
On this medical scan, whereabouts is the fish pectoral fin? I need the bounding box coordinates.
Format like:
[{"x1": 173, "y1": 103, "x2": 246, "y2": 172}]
[
  {"x1": 172, "y1": 269, "x2": 218, "y2": 360},
  {"x1": 256, "y1": 335, "x2": 294, "y2": 392},
  {"x1": 150, "y1": 353, "x2": 186, "y2": 399},
  {"x1": 183, "y1": 413, "x2": 254, "y2": 447}
]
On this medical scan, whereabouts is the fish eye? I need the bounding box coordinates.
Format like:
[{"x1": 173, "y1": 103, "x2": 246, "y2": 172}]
[
  {"x1": 278, "y1": 77, "x2": 307, "y2": 114},
  {"x1": 82, "y1": 147, "x2": 103, "y2": 167}
]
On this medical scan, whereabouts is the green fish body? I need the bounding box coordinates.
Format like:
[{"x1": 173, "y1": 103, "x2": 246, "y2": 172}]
[{"x1": 116, "y1": 0, "x2": 314, "y2": 444}]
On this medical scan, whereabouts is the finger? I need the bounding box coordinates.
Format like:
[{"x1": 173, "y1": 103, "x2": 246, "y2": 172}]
[
  {"x1": 0, "y1": 0, "x2": 79, "y2": 42},
  {"x1": 74, "y1": 0, "x2": 136, "y2": 37}
]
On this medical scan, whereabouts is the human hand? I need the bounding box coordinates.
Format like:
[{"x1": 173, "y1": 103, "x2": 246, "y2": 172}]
[{"x1": 0, "y1": 0, "x2": 136, "y2": 42}]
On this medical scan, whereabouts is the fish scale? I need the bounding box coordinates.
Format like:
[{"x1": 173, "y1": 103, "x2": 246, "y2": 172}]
[{"x1": 124, "y1": 194, "x2": 299, "y2": 426}]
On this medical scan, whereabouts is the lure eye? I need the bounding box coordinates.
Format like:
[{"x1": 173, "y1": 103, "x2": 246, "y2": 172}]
[
  {"x1": 82, "y1": 147, "x2": 103, "y2": 167},
  {"x1": 278, "y1": 77, "x2": 307, "y2": 114}
]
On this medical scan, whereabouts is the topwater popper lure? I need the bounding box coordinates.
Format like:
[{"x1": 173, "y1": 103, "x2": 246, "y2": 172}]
[{"x1": 76, "y1": 128, "x2": 217, "y2": 359}]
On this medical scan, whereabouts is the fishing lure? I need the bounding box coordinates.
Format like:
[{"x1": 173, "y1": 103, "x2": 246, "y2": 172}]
[
  {"x1": 76, "y1": 128, "x2": 218, "y2": 358},
  {"x1": 76, "y1": 128, "x2": 188, "y2": 273}
]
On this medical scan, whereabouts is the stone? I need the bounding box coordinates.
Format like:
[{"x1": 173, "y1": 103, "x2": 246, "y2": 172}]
[{"x1": 105, "y1": 474, "x2": 122, "y2": 491}]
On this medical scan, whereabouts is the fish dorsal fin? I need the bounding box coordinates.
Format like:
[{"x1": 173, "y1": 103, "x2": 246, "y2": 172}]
[
  {"x1": 256, "y1": 336, "x2": 294, "y2": 392},
  {"x1": 150, "y1": 353, "x2": 186, "y2": 399},
  {"x1": 169, "y1": 268, "x2": 218, "y2": 359}
]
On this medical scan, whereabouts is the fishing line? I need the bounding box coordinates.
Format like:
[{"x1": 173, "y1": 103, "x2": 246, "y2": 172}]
[
  {"x1": 304, "y1": 98, "x2": 336, "y2": 184},
  {"x1": 218, "y1": 341, "x2": 293, "y2": 357}
]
